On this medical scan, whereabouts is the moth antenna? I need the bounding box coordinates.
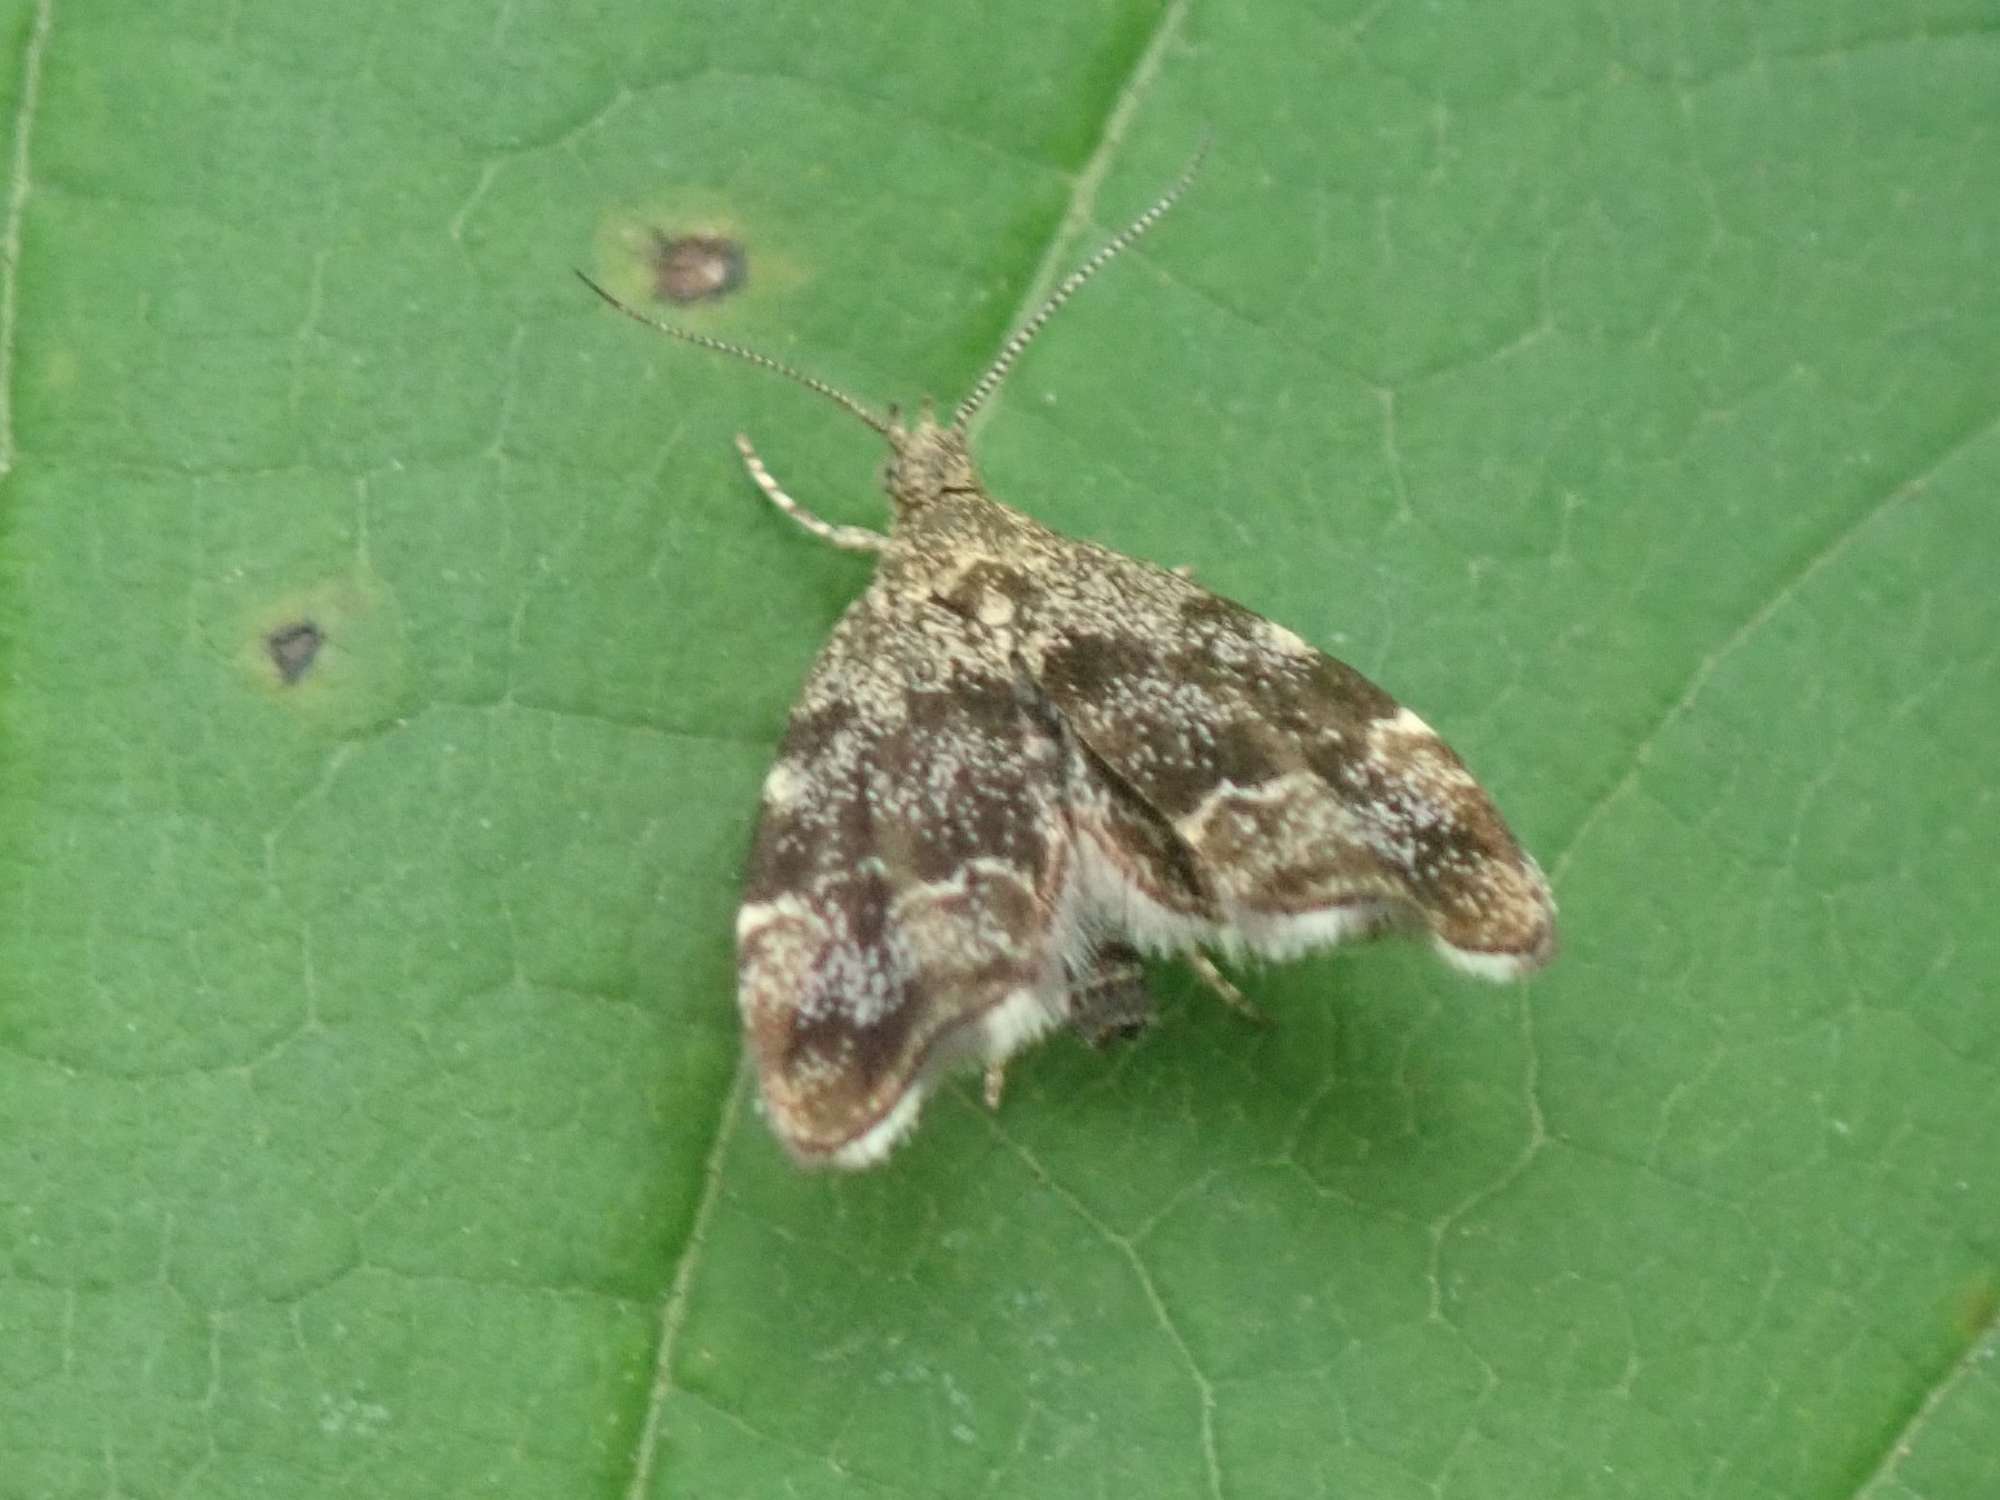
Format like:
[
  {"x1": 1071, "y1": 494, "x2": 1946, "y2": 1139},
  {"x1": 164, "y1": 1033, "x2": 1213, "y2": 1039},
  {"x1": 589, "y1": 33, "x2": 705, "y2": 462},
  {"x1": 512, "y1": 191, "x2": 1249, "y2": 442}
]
[
  {"x1": 952, "y1": 134, "x2": 1211, "y2": 431},
  {"x1": 574, "y1": 271, "x2": 893, "y2": 438}
]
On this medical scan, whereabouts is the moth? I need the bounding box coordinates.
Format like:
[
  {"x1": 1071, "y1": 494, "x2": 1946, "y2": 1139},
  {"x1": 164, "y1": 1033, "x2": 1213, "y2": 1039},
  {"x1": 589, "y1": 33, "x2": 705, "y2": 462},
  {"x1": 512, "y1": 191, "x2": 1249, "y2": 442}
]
[{"x1": 581, "y1": 145, "x2": 1556, "y2": 1169}]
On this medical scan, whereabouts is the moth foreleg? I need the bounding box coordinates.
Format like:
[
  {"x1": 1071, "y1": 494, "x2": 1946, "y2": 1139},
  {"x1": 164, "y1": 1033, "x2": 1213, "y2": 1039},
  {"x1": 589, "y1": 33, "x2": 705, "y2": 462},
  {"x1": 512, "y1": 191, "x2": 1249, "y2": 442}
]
[
  {"x1": 1188, "y1": 951, "x2": 1269, "y2": 1025},
  {"x1": 734, "y1": 433, "x2": 888, "y2": 552}
]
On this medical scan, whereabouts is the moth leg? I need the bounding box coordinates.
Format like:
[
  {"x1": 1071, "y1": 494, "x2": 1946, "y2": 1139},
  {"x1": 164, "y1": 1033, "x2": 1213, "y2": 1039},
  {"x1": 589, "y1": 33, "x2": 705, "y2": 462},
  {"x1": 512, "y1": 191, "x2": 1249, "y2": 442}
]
[
  {"x1": 1066, "y1": 942, "x2": 1158, "y2": 1047},
  {"x1": 734, "y1": 432, "x2": 888, "y2": 553},
  {"x1": 982, "y1": 1064, "x2": 1008, "y2": 1111},
  {"x1": 1189, "y1": 951, "x2": 1269, "y2": 1025}
]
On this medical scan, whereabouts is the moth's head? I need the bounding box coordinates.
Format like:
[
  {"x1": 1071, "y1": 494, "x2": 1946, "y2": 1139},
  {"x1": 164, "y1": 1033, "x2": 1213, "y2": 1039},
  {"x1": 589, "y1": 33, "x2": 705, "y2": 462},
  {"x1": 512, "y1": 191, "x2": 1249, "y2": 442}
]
[{"x1": 882, "y1": 399, "x2": 976, "y2": 514}]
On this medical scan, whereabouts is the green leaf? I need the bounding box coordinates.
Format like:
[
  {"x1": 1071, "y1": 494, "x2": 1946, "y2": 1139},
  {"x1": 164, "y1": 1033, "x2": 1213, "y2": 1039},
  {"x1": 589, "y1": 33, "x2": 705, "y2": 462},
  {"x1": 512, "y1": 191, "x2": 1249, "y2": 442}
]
[{"x1": 4, "y1": 1, "x2": 1996, "y2": 1497}]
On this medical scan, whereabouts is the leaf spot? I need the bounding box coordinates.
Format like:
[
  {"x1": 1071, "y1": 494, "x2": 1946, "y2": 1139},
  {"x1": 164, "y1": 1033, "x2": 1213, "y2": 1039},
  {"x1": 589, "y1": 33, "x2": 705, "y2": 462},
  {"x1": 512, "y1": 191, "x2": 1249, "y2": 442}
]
[
  {"x1": 652, "y1": 232, "x2": 746, "y2": 304},
  {"x1": 265, "y1": 620, "x2": 324, "y2": 684}
]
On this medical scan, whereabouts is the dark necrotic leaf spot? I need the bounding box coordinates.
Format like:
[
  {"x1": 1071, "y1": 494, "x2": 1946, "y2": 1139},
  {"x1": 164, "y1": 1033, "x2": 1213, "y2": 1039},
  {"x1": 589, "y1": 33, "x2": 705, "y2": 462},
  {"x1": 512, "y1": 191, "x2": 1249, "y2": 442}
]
[
  {"x1": 266, "y1": 620, "x2": 323, "y2": 684},
  {"x1": 652, "y1": 233, "x2": 747, "y2": 304}
]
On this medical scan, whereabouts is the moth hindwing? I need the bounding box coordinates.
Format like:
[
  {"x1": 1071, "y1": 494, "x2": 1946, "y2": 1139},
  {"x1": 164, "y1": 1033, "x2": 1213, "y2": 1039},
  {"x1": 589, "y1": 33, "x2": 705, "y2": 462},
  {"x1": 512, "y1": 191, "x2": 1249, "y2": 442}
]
[{"x1": 582, "y1": 143, "x2": 1556, "y2": 1168}]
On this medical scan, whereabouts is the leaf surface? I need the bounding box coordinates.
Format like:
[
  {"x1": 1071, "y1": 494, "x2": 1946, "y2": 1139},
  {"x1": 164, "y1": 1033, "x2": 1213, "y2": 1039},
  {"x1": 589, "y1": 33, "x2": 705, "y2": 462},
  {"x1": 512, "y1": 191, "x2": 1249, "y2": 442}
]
[{"x1": 2, "y1": 1, "x2": 1996, "y2": 1497}]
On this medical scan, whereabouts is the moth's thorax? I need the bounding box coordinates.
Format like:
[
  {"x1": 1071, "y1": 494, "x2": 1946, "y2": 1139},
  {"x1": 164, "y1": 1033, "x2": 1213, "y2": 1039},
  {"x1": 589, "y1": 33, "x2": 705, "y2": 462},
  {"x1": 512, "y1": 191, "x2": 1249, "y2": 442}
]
[
  {"x1": 876, "y1": 463, "x2": 1052, "y2": 610},
  {"x1": 882, "y1": 414, "x2": 978, "y2": 523}
]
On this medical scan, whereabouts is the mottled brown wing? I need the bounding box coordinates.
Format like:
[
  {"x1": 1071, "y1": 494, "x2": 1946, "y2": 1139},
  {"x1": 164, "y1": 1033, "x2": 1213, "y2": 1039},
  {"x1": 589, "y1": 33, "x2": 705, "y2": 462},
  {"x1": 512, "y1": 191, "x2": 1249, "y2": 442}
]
[
  {"x1": 735, "y1": 581, "x2": 1079, "y2": 1167},
  {"x1": 1025, "y1": 548, "x2": 1556, "y2": 977}
]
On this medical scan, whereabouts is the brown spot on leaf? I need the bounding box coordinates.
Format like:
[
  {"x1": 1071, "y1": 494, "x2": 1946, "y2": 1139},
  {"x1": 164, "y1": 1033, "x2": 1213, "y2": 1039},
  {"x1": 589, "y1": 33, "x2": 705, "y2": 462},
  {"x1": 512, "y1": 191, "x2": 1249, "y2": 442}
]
[
  {"x1": 652, "y1": 232, "x2": 747, "y2": 304},
  {"x1": 266, "y1": 621, "x2": 323, "y2": 684},
  {"x1": 1956, "y1": 1275, "x2": 1999, "y2": 1343}
]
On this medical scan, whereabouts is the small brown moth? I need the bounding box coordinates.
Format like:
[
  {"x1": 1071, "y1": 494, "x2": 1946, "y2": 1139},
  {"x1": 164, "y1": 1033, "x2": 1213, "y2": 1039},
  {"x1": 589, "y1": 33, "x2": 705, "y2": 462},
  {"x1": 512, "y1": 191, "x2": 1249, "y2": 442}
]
[{"x1": 581, "y1": 145, "x2": 1556, "y2": 1168}]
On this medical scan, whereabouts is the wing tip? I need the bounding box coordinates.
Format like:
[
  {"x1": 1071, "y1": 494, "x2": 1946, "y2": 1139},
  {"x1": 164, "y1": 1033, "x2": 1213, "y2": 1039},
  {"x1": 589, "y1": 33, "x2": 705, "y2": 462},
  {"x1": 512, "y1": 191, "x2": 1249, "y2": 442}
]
[
  {"x1": 756, "y1": 981, "x2": 1069, "y2": 1170},
  {"x1": 1433, "y1": 912, "x2": 1559, "y2": 981}
]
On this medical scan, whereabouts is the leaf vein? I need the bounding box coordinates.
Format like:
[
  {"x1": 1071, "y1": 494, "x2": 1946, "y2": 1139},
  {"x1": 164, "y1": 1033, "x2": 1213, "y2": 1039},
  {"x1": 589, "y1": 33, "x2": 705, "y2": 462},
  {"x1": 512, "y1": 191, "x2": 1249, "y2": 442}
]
[
  {"x1": 1850, "y1": 1293, "x2": 2000, "y2": 1498},
  {"x1": 964, "y1": 0, "x2": 1196, "y2": 435},
  {"x1": 0, "y1": 0, "x2": 54, "y2": 480},
  {"x1": 622, "y1": 1057, "x2": 751, "y2": 1500},
  {"x1": 982, "y1": 1111, "x2": 1226, "y2": 1500},
  {"x1": 1549, "y1": 406, "x2": 2000, "y2": 884}
]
